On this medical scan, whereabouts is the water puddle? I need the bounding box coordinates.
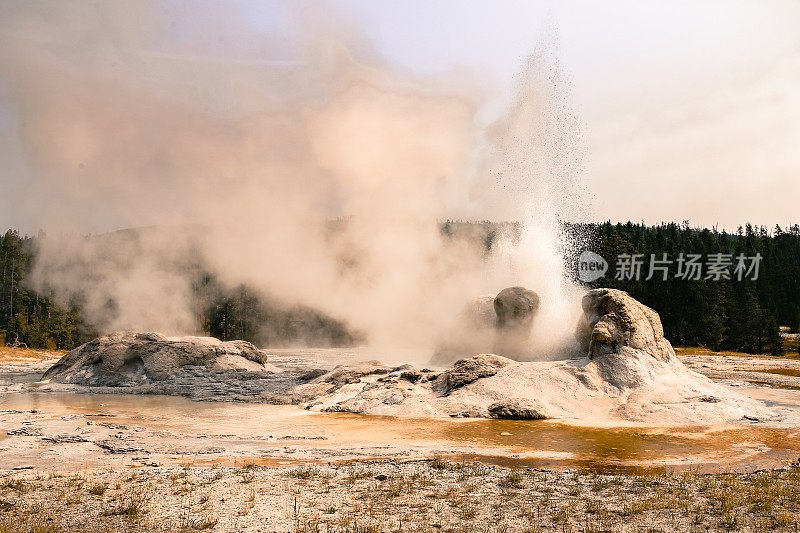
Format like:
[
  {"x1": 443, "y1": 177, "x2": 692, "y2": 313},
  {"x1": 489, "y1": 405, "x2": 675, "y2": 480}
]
[{"x1": 2, "y1": 391, "x2": 799, "y2": 473}]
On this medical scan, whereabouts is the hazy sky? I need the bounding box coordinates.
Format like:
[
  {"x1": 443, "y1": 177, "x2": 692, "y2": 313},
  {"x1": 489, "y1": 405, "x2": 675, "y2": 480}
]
[{"x1": 1, "y1": 0, "x2": 799, "y2": 232}]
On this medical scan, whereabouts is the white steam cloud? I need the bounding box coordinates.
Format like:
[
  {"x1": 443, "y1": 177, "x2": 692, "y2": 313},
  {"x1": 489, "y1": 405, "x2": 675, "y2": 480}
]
[{"x1": 0, "y1": 1, "x2": 587, "y2": 357}]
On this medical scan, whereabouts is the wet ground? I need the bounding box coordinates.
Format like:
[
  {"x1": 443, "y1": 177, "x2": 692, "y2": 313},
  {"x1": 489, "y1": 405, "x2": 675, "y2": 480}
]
[
  {"x1": 2, "y1": 348, "x2": 800, "y2": 475},
  {"x1": 2, "y1": 388, "x2": 800, "y2": 474},
  {"x1": 4, "y1": 349, "x2": 800, "y2": 531}
]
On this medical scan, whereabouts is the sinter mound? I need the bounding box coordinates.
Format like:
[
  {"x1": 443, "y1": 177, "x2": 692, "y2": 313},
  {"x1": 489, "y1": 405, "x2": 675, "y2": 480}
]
[
  {"x1": 433, "y1": 286, "x2": 541, "y2": 364},
  {"x1": 42, "y1": 332, "x2": 278, "y2": 385},
  {"x1": 41, "y1": 289, "x2": 778, "y2": 425},
  {"x1": 307, "y1": 288, "x2": 776, "y2": 424}
]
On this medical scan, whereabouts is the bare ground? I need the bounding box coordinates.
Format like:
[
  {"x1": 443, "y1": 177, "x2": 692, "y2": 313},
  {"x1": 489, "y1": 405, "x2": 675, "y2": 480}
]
[
  {"x1": 2, "y1": 459, "x2": 800, "y2": 532},
  {"x1": 681, "y1": 352, "x2": 800, "y2": 390},
  {"x1": 3, "y1": 346, "x2": 800, "y2": 532}
]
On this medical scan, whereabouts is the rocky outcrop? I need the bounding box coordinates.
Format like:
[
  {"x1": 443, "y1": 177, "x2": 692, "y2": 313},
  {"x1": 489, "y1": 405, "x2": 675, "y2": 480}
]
[
  {"x1": 303, "y1": 289, "x2": 773, "y2": 425},
  {"x1": 433, "y1": 287, "x2": 541, "y2": 365},
  {"x1": 42, "y1": 332, "x2": 276, "y2": 386},
  {"x1": 437, "y1": 354, "x2": 513, "y2": 394},
  {"x1": 492, "y1": 287, "x2": 540, "y2": 358},
  {"x1": 35, "y1": 290, "x2": 779, "y2": 426},
  {"x1": 311, "y1": 361, "x2": 392, "y2": 388},
  {"x1": 488, "y1": 399, "x2": 547, "y2": 420},
  {"x1": 580, "y1": 288, "x2": 675, "y2": 363},
  {"x1": 493, "y1": 287, "x2": 540, "y2": 330}
]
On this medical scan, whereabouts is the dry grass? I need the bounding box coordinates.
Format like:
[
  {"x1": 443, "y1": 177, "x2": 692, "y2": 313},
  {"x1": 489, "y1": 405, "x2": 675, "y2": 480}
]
[
  {"x1": 674, "y1": 340, "x2": 800, "y2": 359},
  {"x1": 0, "y1": 345, "x2": 65, "y2": 364},
  {"x1": 2, "y1": 462, "x2": 800, "y2": 532},
  {"x1": 756, "y1": 368, "x2": 800, "y2": 378},
  {"x1": 674, "y1": 346, "x2": 773, "y2": 358}
]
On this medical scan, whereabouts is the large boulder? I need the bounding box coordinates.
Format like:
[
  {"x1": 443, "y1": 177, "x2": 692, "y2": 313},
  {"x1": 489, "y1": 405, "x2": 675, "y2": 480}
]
[
  {"x1": 494, "y1": 287, "x2": 541, "y2": 330},
  {"x1": 436, "y1": 353, "x2": 514, "y2": 394},
  {"x1": 433, "y1": 287, "x2": 541, "y2": 365},
  {"x1": 492, "y1": 286, "x2": 540, "y2": 358},
  {"x1": 580, "y1": 288, "x2": 675, "y2": 363},
  {"x1": 42, "y1": 332, "x2": 275, "y2": 386},
  {"x1": 488, "y1": 399, "x2": 548, "y2": 420}
]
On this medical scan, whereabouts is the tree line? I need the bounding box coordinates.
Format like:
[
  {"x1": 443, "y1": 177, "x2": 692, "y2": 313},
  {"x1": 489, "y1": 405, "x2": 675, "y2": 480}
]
[
  {"x1": 0, "y1": 230, "x2": 89, "y2": 349},
  {"x1": 0, "y1": 229, "x2": 359, "y2": 350},
  {"x1": 573, "y1": 222, "x2": 800, "y2": 355},
  {"x1": 1, "y1": 222, "x2": 798, "y2": 354}
]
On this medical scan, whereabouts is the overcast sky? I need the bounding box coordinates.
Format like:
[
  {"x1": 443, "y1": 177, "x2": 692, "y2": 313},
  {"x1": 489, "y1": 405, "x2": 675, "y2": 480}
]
[
  {"x1": 1, "y1": 0, "x2": 799, "y2": 232},
  {"x1": 305, "y1": 0, "x2": 800, "y2": 230}
]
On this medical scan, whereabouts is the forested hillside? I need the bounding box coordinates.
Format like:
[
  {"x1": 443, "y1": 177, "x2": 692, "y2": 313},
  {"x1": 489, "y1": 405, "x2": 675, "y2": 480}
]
[
  {"x1": 0, "y1": 230, "x2": 89, "y2": 349},
  {"x1": 0, "y1": 229, "x2": 358, "y2": 350},
  {"x1": 577, "y1": 222, "x2": 800, "y2": 355},
  {"x1": 2, "y1": 223, "x2": 798, "y2": 353}
]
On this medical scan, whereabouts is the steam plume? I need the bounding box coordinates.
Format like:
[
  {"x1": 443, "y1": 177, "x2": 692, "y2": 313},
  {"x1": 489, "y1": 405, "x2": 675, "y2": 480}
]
[{"x1": 0, "y1": 1, "x2": 586, "y2": 357}]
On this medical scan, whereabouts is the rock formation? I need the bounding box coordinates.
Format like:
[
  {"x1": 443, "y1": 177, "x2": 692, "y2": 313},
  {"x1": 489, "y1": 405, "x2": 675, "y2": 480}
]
[
  {"x1": 42, "y1": 332, "x2": 282, "y2": 391},
  {"x1": 37, "y1": 290, "x2": 779, "y2": 426},
  {"x1": 436, "y1": 353, "x2": 512, "y2": 394},
  {"x1": 433, "y1": 286, "x2": 540, "y2": 364},
  {"x1": 492, "y1": 286, "x2": 540, "y2": 358},
  {"x1": 304, "y1": 288, "x2": 774, "y2": 425},
  {"x1": 43, "y1": 332, "x2": 275, "y2": 385},
  {"x1": 488, "y1": 399, "x2": 548, "y2": 420},
  {"x1": 580, "y1": 288, "x2": 674, "y2": 363}
]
